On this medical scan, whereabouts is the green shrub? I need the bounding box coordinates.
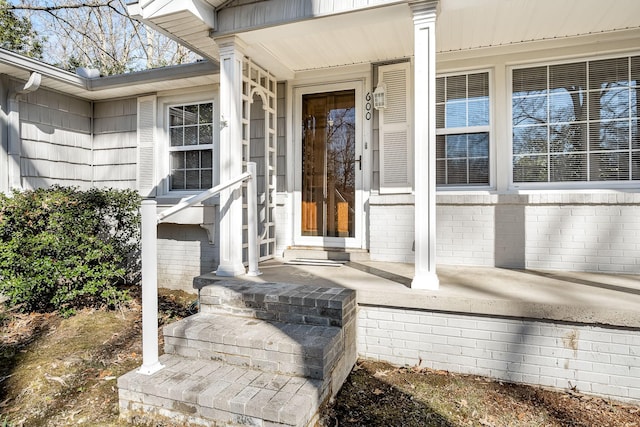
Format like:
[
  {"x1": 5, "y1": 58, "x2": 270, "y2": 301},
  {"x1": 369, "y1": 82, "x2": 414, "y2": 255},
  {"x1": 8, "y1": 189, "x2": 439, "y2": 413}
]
[{"x1": 0, "y1": 186, "x2": 141, "y2": 316}]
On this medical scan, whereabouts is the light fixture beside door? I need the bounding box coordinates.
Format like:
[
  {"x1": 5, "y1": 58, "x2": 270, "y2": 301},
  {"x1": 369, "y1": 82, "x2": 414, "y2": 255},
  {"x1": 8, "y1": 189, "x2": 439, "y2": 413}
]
[{"x1": 373, "y1": 79, "x2": 386, "y2": 110}]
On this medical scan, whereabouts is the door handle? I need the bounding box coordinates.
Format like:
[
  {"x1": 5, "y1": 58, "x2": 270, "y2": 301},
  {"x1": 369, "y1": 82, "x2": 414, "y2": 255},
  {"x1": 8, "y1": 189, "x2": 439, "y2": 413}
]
[{"x1": 355, "y1": 155, "x2": 362, "y2": 170}]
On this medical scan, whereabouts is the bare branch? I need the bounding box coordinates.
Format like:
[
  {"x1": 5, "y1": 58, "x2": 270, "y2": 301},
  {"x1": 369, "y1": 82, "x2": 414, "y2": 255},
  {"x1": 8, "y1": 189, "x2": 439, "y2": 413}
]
[
  {"x1": 8, "y1": 0, "x2": 201, "y2": 74},
  {"x1": 8, "y1": 2, "x2": 110, "y2": 11}
]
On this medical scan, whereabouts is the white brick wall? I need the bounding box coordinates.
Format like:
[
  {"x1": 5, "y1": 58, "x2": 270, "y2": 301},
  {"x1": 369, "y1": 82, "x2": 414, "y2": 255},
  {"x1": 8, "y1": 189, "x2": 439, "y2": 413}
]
[
  {"x1": 275, "y1": 193, "x2": 290, "y2": 257},
  {"x1": 369, "y1": 195, "x2": 415, "y2": 263},
  {"x1": 436, "y1": 205, "x2": 495, "y2": 266},
  {"x1": 526, "y1": 204, "x2": 640, "y2": 273},
  {"x1": 368, "y1": 193, "x2": 640, "y2": 274},
  {"x1": 157, "y1": 224, "x2": 218, "y2": 291},
  {"x1": 358, "y1": 306, "x2": 640, "y2": 402}
]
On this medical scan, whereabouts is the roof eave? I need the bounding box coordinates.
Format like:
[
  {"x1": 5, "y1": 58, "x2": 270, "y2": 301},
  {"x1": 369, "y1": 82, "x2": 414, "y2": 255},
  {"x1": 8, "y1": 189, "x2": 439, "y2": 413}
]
[
  {"x1": 0, "y1": 48, "x2": 86, "y2": 89},
  {"x1": 0, "y1": 47, "x2": 219, "y2": 100},
  {"x1": 87, "y1": 60, "x2": 219, "y2": 91}
]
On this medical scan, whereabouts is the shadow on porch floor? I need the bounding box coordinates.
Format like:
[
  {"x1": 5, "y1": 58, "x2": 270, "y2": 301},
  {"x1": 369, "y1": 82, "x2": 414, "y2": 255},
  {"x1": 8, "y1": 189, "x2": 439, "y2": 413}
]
[{"x1": 197, "y1": 259, "x2": 640, "y2": 328}]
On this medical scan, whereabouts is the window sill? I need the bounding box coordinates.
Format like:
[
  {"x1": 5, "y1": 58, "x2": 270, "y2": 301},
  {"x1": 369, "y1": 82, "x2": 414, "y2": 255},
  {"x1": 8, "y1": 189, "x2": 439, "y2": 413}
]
[{"x1": 436, "y1": 190, "x2": 640, "y2": 205}]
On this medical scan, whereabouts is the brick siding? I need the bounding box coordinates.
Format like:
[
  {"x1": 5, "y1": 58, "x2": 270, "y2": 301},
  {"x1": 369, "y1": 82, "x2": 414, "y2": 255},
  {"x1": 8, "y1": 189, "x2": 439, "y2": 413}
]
[
  {"x1": 157, "y1": 224, "x2": 218, "y2": 290},
  {"x1": 369, "y1": 193, "x2": 640, "y2": 274},
  {"x1": 358, "y1": 305, "x2": 640, "y2": 402}
]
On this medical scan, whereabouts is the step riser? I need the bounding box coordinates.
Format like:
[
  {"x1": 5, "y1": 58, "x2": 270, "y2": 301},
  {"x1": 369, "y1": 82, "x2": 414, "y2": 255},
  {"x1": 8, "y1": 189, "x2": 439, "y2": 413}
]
[
  {"x1": 164, "y1": 336, "x2": 343, "y2": 381},
  {"x1": 283, "y1": 248, "x2": 370, "y2": 262},
  {"x1": 162, "y1": 313, "x2": 345, "y2": 381},
  {"x1": 199, "y1": 303, "x2": 354, "y2": 327},
  {"x1": 118, "y1": 354, "x2": 328, "y2": 427},
  {"x1": 120, "y1": 386, "x2": 322, "y2": 427},
  {"x1": 194, "y1": 281, "x2": 357, "y2": 328}
]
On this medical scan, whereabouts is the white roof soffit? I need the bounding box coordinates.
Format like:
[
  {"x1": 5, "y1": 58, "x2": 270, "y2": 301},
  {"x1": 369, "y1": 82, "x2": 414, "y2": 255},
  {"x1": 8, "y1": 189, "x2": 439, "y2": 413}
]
[
  {"x1": 0, "y1": 48, "x2": 219, "y2": 100},
  {"x1": 128, "y1": 0, "x2": 219, "y2": 61}
]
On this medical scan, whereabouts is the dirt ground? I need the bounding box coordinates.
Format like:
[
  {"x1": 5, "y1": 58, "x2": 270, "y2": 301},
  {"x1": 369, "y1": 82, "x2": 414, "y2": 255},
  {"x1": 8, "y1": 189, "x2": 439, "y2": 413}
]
[
  {"x1": 0, "y1": 289, "x2": 195, "y2": 427},
  {"x1": 1, "y1": 292, "x2": 639, "y2": 427},
  {"x1": 319, "y1": 360, "x2": 640, "y2": 427}
]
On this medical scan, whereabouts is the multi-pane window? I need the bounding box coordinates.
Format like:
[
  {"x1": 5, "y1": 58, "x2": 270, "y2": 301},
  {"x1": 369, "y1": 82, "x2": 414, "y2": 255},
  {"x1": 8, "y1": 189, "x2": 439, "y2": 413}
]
[
  {"x1": 168, "y1": 102, "x2": 214, "y2": 190},
  {"x1": 512, "y1": 56, "x2": 640, "y2": 184},
  {"x1": 436, "y1": 72, "x2": 490, "y2": 186}
]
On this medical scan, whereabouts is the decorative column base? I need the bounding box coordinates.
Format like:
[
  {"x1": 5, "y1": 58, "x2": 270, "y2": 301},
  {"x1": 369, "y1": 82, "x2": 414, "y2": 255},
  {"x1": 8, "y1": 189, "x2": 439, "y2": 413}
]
[
  {"x1": 215, "y1": 264, "x2": 247, "y2": 277},
  {"x1": 411, "y1": 271, "x2": 440, "y2": 290}
]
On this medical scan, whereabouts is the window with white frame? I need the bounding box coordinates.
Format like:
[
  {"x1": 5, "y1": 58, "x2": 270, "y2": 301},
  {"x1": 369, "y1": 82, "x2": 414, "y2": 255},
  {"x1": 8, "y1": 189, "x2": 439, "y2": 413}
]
[
  {"x1": 436, "y1": 72, "x2": 490, "y2": 186},
  {"x1": 512, "y1": 55, "x2": 640, "y2": 184},
  {"x1": 168, "y1": 102, "x2": 214, "y2": 191}
]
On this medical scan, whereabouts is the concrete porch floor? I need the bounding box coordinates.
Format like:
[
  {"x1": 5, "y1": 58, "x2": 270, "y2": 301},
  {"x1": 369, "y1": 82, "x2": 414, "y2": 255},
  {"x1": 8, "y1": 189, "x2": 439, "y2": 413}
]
[{"x1": 198, "y1": 260, "x2": 640, "y2": 329}]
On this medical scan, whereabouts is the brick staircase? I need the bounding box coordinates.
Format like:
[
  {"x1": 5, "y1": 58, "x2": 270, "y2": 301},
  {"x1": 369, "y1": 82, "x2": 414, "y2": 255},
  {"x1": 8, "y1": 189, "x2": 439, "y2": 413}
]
[{"x1": 118, "y1": 279, "x2": 357, "y2": 427}]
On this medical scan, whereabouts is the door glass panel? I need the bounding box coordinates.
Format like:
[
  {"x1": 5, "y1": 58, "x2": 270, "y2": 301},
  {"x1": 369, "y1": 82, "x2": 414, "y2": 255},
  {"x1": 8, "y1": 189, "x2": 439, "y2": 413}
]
[{"x1": 302, "y1": 90, "x2": 356, "y2": 237}]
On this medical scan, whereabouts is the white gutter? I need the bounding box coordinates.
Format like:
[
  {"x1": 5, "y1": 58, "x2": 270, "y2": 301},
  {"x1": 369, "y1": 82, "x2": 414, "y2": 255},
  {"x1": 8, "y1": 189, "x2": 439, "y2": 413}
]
[
  {"x1": 0, "y1": 48, "x2": 219, "y2": 101},
  {"x1": 1, "y1": 48, "x2": 85, "y2": 89}
]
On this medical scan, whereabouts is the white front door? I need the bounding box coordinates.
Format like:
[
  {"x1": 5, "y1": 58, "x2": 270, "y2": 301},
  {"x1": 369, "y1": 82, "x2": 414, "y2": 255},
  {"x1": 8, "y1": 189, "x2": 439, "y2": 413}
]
[{"x1": 294, "y1": 81, "x2": 365, "y2": 249}]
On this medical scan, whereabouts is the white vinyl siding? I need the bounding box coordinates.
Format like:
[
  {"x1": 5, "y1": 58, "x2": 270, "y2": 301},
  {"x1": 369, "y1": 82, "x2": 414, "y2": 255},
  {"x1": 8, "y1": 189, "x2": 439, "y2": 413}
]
[
  {"x1": 93, "y1": 98, "x2": 137, "y2": 190},
  {"x1": 436, "y1": 71, "x2": 490, "y2": 186},
  {"x1": 378, "y1": 61, "x2": 412, "y2": 194},
  {"x1": 512, "y1": 55, "x2": 640, "y2": 185}
]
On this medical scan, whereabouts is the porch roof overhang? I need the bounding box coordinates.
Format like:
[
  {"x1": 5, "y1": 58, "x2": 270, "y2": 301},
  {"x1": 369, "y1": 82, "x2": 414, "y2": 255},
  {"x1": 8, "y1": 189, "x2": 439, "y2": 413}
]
[
  {"x1": 132, "y1": 0, "x2": 640, "y2": 80},
  {"x1": 5, "y1": 0, "x2": 638, "y2": 100},
  {"x1": 127, "y1": 0, "x2": 222, "y2": 61},
  {"x1": 0, "y1": 48, "x2": 219, "y2": 101}
]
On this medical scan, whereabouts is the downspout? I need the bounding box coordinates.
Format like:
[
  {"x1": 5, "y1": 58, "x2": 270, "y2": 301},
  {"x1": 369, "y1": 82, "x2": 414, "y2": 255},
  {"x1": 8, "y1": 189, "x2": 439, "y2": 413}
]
[
  {"x1": 77, "y1": 67, "x2": 99, "y2": 188},
  {"x1": 90, "y1": 100, "x2": 95, "y2": 187},
  {"x1": 0, "y1": 76, "x2": 8, "y2": 194},
  {"x1": 8, "y1": 72, "x2": 41, "y2": 191}
]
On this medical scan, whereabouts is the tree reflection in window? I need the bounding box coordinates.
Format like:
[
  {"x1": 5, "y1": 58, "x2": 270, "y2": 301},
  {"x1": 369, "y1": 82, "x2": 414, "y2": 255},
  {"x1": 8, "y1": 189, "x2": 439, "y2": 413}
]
[
  {"x1": 512, "y1": 55, "x2": 640, "y2": 183},
  {"x1": 436, "y1": 72, "x2": 490, "y2": 186}
]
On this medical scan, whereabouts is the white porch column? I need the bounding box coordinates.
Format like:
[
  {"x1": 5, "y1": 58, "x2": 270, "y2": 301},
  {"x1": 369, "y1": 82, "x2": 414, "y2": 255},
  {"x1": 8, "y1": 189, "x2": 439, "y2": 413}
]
[
  {"x1": 411, "y1": 1, "x2": 439, "y2": 290},
  {"x1": 215, "y1": 36, "x2": 246, "y2": 276}
]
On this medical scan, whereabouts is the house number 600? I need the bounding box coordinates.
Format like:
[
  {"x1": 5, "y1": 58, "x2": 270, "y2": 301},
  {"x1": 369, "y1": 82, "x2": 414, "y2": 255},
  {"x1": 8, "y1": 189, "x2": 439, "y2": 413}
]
[{"x1": 365, "y1": 92, "x2": 372, "y2": 120}]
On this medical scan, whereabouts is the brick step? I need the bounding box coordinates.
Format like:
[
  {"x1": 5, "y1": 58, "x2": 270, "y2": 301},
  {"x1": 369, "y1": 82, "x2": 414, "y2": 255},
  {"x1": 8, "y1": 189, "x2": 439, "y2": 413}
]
[
  {"x1": 163, "y1": 312, "x2": 343, "y2": 380},
  {"x1": 193, "y1": 280, "x2": 356, "y2": 328},
  {"x1": 118, "y1": 354, "x2": 325, "y2": 427},
  {"x1": 119, "y1": 281, "x2": 358, "y2": 426}
]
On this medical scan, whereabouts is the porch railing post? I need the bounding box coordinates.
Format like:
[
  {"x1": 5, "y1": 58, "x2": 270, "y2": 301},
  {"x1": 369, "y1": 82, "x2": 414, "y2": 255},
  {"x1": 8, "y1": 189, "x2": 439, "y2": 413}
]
[
  {"x1": 138, "y1": 199, "x2": 163, "y2": 375},
  {"x1": 246, "y1": 162, "x2": 262, "y2": 276}
]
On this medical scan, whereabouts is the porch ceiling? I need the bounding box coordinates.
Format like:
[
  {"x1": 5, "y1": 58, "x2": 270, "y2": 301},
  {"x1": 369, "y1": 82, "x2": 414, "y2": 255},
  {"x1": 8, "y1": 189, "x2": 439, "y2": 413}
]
[
  {"x1": 132, "y1": 0, "x2": 640, "y2": 79},
  {"x1": 236, "y1": 4, "x2": 414, "y2": 78},
  {"x1": 230, "y1": 0, "x2": 640, "y2": 79},
  {"x1": 6, "y1": 0, "x2": 638, "y2": 97},
  {"x1": 437, "y1": 0, "x2": 640, "y2": 53}
]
